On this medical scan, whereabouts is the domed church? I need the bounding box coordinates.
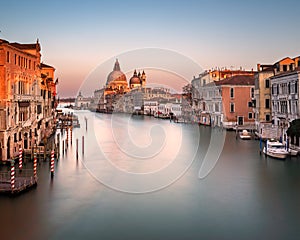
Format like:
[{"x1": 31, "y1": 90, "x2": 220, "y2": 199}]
[
  {"x1": 129, "y1": 69, "x2": 146, "y2": 89},
  {"x1": 106, "y1": 59, "x2": 129, "y2": 92},
  {"x1": 105, "y1": 59, "x2": 146, "y2": 92}
]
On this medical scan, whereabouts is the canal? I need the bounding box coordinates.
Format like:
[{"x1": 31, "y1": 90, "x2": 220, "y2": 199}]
[{"x1": 1, "y1": 110, "x2": 300, "y2": 240}]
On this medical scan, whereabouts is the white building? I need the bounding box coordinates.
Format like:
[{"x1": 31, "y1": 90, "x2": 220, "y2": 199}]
[{"x1": 271, "y1": 69, "x2": 300, "y2": 141}]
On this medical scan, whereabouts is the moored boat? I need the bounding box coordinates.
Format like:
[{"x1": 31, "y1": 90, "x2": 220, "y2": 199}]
[
  {"x1": 263, "y1": 140, "x2": 289, "y2": 160},
  {"x1": 239, "y1": 130, "x2": 251, "y2": 140}
]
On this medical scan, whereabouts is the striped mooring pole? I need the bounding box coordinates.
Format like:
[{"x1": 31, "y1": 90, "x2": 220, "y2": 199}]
[
  {"x1": 19, "y1": 147, "x2": 23, "y2": 171},
  {"x1": 70, "y1": 127, "x2": 73, "y2": 145},
  {"x1": 50, "y1": 150, "x2": 54, "y2": 178},
  {"x1": 33, "y1": 152, "x2": 37, "y2": 179},
  {"x1": 11, "y1": 160, "x2": 15, "y2": 192}
]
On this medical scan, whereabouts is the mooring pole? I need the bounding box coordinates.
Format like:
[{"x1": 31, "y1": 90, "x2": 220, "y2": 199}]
[
  {"x1": 50, "y1": 150, "x2": 54, "y2": 178},
  {"x1": 82, "y1": 136, "x2": 84, "y2": 155},
  {"x1": 11, "y1": 160, "x2": 15, "y2": 192},
  {"x1": 76, "y1": 139, "x2": 79, "y2": 160},
  {"x1": 19, "y1": 147, "x2": 23, "y2": 171}
]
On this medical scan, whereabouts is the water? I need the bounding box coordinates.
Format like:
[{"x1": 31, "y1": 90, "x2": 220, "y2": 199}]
[{"x1": 1, "y1": 111, "x2": 300, "y2": 240}]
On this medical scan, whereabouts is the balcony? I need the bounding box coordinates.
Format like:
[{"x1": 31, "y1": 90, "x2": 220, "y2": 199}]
[{"x1": 14, "y1": 94, "x2": 32, "y2": 101}]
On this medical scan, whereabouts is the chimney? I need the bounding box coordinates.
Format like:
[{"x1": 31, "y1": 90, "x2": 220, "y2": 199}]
[{"x1": 257, "y1": 64, "x2": 261, "y2": 72}]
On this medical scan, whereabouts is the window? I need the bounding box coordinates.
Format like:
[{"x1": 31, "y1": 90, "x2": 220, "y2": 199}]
[
  {"x1": 248, "y1": 112, "x2": 253, "y2": 119},
  {"x1": 6, "y1": 51, "x2": 10, "y2": 63},
  {"x1": 265, "y1": 99, "x2": 270, "y2": 109},
  {"x1": 266, "y1": 114, "x2": 270, "y2": 122},
  {"x1": 265, "y1": 79, "x2": 270, "y2": 88},
  {"x1": 283, "y1": 65, "x2": 287, "y2": 72},
  {"x1": 230, "y1": 103, "x2": 235, "y2": 112},
  {"x1": 230, "y1": 88, "x2": 234, "y2": 98},
  {"x1": 251, "y1": 88, "x2": 254, "y2": 98},
  {"x1": 248, "y1": 102, "x2": 252, "y2": 107}
]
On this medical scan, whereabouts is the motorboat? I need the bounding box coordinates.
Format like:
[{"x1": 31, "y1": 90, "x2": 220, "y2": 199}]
[
  {"x1": 239, "y1": 130, "x2": 251, "y2": 140},
  {"x1": 263, "y1": 140, "x2": 289, "y2": 160},
  {"x1": 288, "y1": 148, "x2": 298, "y2": 156}
]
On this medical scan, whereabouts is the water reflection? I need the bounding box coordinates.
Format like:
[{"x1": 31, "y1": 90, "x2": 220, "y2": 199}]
[{"x1": 0, "y1": 111, "x2": 300, "y2": 240}]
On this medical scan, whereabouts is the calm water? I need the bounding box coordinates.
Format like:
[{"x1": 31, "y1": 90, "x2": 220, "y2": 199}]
[{"x1": 1, "y1": 111, "x2": 300, "y2": 240}]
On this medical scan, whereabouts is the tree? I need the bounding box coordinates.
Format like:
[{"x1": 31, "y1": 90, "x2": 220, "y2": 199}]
[
  {"x1": 286, "y1": 119, "x2": 300, "y2": 137},
  {"x1": 182, "y1": 83, "x2": 193, "y2": 106}
]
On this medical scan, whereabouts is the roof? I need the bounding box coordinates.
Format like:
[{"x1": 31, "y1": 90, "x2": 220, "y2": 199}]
[
  {"x1": 213, "y1": 75, "x2": 255, "y2": 86},
  {"x1": 10, "y1": 42, "x2": 39, "y2": 50},
  {"x1": 41, "y1": 63, "x2": 55, "y2": 69},
  {"x1": 0, "y1": 38, "x2": 41, "y2": 52}
]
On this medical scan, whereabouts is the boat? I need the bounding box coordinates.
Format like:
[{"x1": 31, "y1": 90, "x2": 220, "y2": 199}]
[
  {"x1": 289, "y1": 148, "x2": 298, "y2": 156},
  {"x1": 239, "y1": 130, "x2": 251, "y2": 140},
  {"x1": 263, "y1": 140, "x2": 289, "y2": 160}
]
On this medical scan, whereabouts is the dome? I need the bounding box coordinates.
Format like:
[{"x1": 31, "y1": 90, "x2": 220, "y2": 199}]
[
  {"x1": 106, "y1": 59, "x2": 127, "y2": 85},
  {"x1": 130, "y1": 70, "x2": 142, "y2": 85}
]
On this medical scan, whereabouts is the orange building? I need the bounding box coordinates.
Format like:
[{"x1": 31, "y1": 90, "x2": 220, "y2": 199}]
[
  {"x1": 199, "y1": 75, "x2": 255, "y2": 128},
  {"x1": 218, "y1": 75, "x2": 255, "y2": 128},
  {"x1": 0, "y1": 39, "x2": 56, "y2": 161}
]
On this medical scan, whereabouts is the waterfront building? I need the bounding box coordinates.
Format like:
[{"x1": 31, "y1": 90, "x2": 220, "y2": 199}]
[
  {"x1": 0, "y1": 39, "x2": 57, "y2": 161},
  {"x1": 254, "y1": 56, "x2": 300, "y2": 139},
  {"x1": 74, "y1": 91, "x2": 93, "y2": 110},
  {"x1": 95, "y1": 59, "x2": 147, "y2": 113},
  {"x1": 192, "y1": 69, "x2": 255, "y2": 123},
  {"x1": 144, "y1": 100, "x2": 158, "y2": 115},
  {"x1": 198, "y1": 75, "x2": 255, "y2": 128},
  {"x1": 270, "y1": 59, "x2": 300, "y2": 143}
]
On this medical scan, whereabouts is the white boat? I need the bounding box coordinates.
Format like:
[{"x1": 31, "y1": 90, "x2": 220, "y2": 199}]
[
  {"x1": 263, "y1": 140, "x2": 289, "y2": 160},
  {"x1": 289, "y1": 148, "x2": 298, "y2": 156},
  {"x1": 239, "y1": 130, "x2": 251, "y2": 140}
]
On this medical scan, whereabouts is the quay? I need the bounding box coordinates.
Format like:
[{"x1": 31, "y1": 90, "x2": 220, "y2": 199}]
[{"x1": 0, "y1": 169, "x2": 37, "y2": 196}]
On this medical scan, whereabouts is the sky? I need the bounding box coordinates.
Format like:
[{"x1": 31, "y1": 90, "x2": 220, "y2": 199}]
[{"x1": 1, "y1": 0, "x2": 300, "y2": 97}]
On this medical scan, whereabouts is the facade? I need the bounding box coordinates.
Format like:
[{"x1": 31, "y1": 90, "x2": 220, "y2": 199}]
[
  {"x1": 192, "y1": 69, "x2": 255, "y2": 123},
  {"x1": 198, "y1": 75, "x2": 255, "y2": 128},
  {"x1": 254, "y1": 56, "x2": 300, "y2": 138},
  {"x1": 75, "y1": 92, "x2": 92, "y2": 109},
  {"x1": 96, "y1": 59, "x2": 147, "y2": 113},
  {"x1": 271, "y1": 69, "x2": 300, "y2": 141},
  {"x1": 0, "y1": 39, "x2": 57, "y2": 161}
]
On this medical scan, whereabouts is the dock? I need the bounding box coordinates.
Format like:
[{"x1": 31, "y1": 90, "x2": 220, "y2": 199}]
[{"x1": 0, "y1": 169, "x2": 37, "y2": 195}]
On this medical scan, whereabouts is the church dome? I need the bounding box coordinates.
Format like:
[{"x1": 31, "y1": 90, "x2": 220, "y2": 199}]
[
  {"x1": 130, "y1": 70, "x2": 142, "y2": 85},
  {"x1": 106, "y1": 59, "x2": 127, "y2": 85}
]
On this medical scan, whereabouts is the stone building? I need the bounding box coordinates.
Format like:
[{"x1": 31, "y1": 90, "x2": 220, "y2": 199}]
[
  {"x1": 254, "y1": 56, "x2": 300, "y2": 138},
  {"x1": 0, "y1": 39, "x2": 56, "y2": 161},
  {"x1": 198, "y1": 75, "x2": 255, "y2": 128},
  {"x1": 192, "y1": 69, "x2": 255, "y2": 123}
]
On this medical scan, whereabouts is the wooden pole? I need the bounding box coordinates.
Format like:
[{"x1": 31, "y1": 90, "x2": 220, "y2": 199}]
[
  {"x1": 82, "y1": 136, "x2": 84, "y2": 155},
  {"x1": 76, "y1": 139, "x2": 78, "y2": 160}
]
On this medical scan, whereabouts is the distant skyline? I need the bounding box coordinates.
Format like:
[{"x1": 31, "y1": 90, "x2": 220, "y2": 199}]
[{"x1": 1, "y1": 0, "x2": 300, "y2": 97}]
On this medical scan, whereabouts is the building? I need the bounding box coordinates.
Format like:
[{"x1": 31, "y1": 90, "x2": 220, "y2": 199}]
[
  {"x1": 198, "y1": 75, "x2": 255, "y2": 128},
  {"x1": 192, "y1": 69, "x2": 255, "y2": 123},
  {"x1": 254, "y1": 56, "x2": 300, "y2": 139},
  {"x1": 75, "y1": 92, "x2": 92, "y2": 109},
  {"x1": 96, "y1": 59, "x2": 147, "y2": 113},
  {"x1": 270, "y1": 61, "x2": 300, "y2": 142},
  {"x1": 0, "y1": 39, "x2": 57, "y2": 161}
]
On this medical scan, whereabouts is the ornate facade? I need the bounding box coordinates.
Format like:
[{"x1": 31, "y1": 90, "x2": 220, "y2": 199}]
[{"x1": 0, "y1": 39, "x2": 57, "y2": 161}]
